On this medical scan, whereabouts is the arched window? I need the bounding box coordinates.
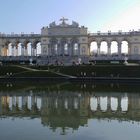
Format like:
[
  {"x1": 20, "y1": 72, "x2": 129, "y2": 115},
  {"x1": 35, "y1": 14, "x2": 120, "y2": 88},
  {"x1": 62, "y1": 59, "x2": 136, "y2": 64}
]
[
  {"x1": 64, "y1": 43, "x2": 68, "y2": 55},
  {"x1": 121, "y1": 41, "x2": 128, "y2": 54},
  {"x1": 90, "y1": 41, "x2": 97, "y2": 55},
  {"x1": 100, "y1": 41, "x2": 108, "y2": 54},
  {"x1": 111, "y1": 41, "x2": 118, "y2": 54},
  {"x1": 74, "y1": 43, "x2": 78, "y2": 55}
]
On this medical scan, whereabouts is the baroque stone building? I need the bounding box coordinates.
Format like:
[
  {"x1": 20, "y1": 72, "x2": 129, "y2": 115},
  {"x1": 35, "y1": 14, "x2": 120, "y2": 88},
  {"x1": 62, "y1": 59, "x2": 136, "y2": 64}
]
[
  {"x1": 41, "y1": 17, "x2": 89, "y2": 56},
  {"x1": 0, "y1": 17, "x2": 140, "y2": 64}
]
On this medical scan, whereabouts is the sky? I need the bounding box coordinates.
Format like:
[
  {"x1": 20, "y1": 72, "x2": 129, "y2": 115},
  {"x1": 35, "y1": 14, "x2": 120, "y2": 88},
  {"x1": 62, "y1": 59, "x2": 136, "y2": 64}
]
[{"x1": 0, "y1": 0, "x2": 140, "y2": 34}]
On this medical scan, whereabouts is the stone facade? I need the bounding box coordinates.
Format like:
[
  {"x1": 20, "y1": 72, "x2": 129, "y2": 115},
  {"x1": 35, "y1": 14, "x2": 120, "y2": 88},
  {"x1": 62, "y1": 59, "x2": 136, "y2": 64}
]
[
  {"x1": 41, "y1": 18, "x2": 88, "y2": 56},
  {"x1": 0, "y1": 18, "x2": 140, "y2": 63}
]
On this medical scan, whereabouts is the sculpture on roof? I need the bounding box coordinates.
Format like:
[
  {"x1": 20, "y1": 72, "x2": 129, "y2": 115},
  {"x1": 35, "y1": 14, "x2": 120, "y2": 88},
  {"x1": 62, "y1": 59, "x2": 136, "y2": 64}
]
[
  {"x1": 59, "y1": 17, "x2": 69, "y2": 27},
  {"x1": 72, "y1": 21, "x2": 79, "y2": 27},
  {"x1": 49, "y1": 18, "x2": 79, "y2": 28},
  {"x1": 49, "y1": 21, "x2": 56, "y2": 27}
]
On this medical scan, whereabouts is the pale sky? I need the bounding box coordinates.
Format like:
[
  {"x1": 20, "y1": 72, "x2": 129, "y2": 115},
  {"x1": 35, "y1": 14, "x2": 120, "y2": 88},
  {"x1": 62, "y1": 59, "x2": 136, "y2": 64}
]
[{"x1": 0, "y1": 0, "x2": 140, "y2": 34}]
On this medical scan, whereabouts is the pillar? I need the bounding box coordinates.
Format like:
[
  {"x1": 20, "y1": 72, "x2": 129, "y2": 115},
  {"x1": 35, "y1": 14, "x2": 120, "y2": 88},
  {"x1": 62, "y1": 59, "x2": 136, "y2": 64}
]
[
  {"x1": 97, "y1": 42, "x2": 101, "y2": 55},
  {"x1": 107, "y1": 42, "x2": 111, "y2": 55},
  {"x1": 15, "y1": 45, "x2": 18, "y2": 56},
  {"x1": 118, "y1": 42, "x2": 122, "y2": 56},
  {"x1": 61, "y1": 44, "x2": 64, "y2": 56},
  {"x1": 24, "y1": 45, "x2": 28, "y2": 56},
  {"x1": 11, "y1": 44, "x2": 15, "y2": 56},
  {"x1": 48, "y1": 44, "x2": 51, "y2": 56},
  {"x1": 21, "y1": 44, "x2": 24, "y2": 56},
  {"x1": 68, "y1": 43, "x2": 71, "y2": 56},
  {"x1": 128, "y1": 43, "x2": 131, "y2": 55},
  {"x1": 3, "y1": 46, "x2": 8, "y2": 56},
  {"x1": 0, "y1": 44, "x2": 3, "y2": 56},
  {"x1": 31, "y1": 45, "x2": 36, "y2": 56},
  {"x1": 78, "y1": 44, "x2": 80, "y2": 56},
  {"x1": 57, "y1": 43, "x2": 60, "y2": 56}
]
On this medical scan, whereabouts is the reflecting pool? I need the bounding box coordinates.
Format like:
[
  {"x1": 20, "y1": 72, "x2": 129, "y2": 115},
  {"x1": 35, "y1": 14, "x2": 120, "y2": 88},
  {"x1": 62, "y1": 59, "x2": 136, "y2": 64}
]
[{"x1": 0, "y1": 82, "x2": 140, "y2": 140}]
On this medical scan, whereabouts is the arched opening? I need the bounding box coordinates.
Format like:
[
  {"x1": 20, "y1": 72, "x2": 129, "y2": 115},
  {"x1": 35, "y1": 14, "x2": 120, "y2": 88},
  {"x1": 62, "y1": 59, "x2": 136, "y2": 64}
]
[
  {"x1": 36, "y1": 42, "x2": 41, "y2": 56},
  {"x1": 27, "y1": 42, "x2": 32, "y2": 56},
  {"x1": 32, "y1": 41, "x2": 41, "y2": 56},
  {"x1": 111, "y1": 97, "x2": 118, "y2": 111},
  {"x1": 111, "y1": 41, "x2": 118, "y2": 55},
  {"x1": 14, "y1": 43, "x2": 19, "y2": 56},
  {"x1": 90, "y1": 97, "x2": 97, "y2": 111},
  {"x1": 64, "y1": 43, "x2": 68, "y2": 55},
  {"x1": 90, "y1": 41, "x2": 97, "y2": 55},
  {"x1": 121, "y1": 97, "x2": 128, "y2": 112},
  {"x1": 54, "y1": 44, "x2": 58, "y2": 55},
  {"x1": 100, "y1": 97, "x2": 107, "y2": 111},
  {"x1": 24, "y1": 41, "x2": 32, "y2": 56},
  {"x1": 121, "y1": 41, "x2": 128, "y2": 54},
  {"x1": 100, "y1": 41, "x2": 108, "y2": 54},
  {"x1": 18, "y1": 43, "x2": 22, "y2": 56},
  {"x1": 7, "y1": 43, "x2": 12, "y2": 56},
  {"x1": 73, "y1": 43, "x2": 79, "y2": 56}
]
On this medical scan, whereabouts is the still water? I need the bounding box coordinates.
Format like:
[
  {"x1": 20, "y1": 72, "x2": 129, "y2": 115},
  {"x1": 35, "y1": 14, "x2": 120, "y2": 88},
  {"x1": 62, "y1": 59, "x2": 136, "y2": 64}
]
[{"x1": 0, "y1": 82, "x2": 140, "y2": 140}]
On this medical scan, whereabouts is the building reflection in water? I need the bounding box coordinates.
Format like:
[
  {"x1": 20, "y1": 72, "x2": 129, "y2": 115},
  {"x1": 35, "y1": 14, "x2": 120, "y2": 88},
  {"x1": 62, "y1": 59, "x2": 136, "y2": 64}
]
[{"x1": 0, "y1": 83, "x2": 140, "y2": 134}]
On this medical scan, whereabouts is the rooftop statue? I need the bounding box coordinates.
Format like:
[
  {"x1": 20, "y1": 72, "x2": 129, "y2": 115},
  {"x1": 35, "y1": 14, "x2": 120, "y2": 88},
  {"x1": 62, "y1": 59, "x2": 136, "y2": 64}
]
[
  {"x1": 49, "y1": 21, "x2": 56, "y2": 27},
  {"x1": 48, "y1": 18, "x2": 79, "y2": 28},
  {"x1": 59, "y1": 17, "x2": 69, "y2": 27},
  {"x1": 72, "y1": 21, "x2": 79, "y2": 27}
]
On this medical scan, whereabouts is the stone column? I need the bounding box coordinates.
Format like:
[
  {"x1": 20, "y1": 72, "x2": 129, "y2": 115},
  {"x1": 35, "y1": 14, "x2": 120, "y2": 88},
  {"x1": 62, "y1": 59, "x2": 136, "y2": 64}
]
[
  {"x1": 118, "y1": 42, "x2": 122, "y2": 56},
  {"x1": 61, "y1": 44, "x2": 64, "y2": 56},
  {"x1": 11, "y1": 44, "x2": 15, "y2": 56},
  {"x1": 31, "y1": 46, "x2": 34, "y2": 56},
  {"x1": 97, "y1": 42, "x2": 101, "y2": 55},
  {"x1": 24, "y1": 45, "x2": 28, "y2": 56},
  {"x1": 15, "y1": 45, "x2": 18, "y2": 56},
  {"x1": 21, "y1": 44, "x2": 24, "y2": 56},
  {"x1": 57, "y1": 43, "x2": 60, "y2": 56},
  {"x1": 128, "y1": 43, "x2": 131, "y2": 55},
  {"x1": 1, "y1": 45, "x2": 4, "y2": 56},
  {"x1": 107, "y1": 42, "x2": 111, "y2": 55},
  {"x1": 3, "y1": 46, "x2": 8, "y2": 56},
  {"x1": 71, "y1": 44, "x2": 74, "y2": 56},
  {"x1": 47, "y1": 44, "x2": 50, "y2": 56},
  {"x1": 0, "y1": 44, "x2": 3, "y2": 56},
  {"x1": 68, "y1": 43, "x2": 71, "y2": 56},
  {"x1": 51, "y1": 44, "x2": 55, "y2": 56},
  {"x1": 78, "y1": 44, "x2": 80, "y2": 56}
]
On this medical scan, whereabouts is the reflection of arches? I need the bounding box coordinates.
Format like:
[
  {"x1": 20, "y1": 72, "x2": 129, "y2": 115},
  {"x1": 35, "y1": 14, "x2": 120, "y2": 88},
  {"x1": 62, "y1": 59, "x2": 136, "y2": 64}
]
[
  {"x1": 90, "y1": 41, "x2": 97, "y2": 55},
  {"x1": 111, "y1": 97, "x2": 118, "y2": 111},
  {"x1": 100, "y1": 41, "x2": 108, "y2": 54},
  {"x1": 121, "y1": 41, "x2": 128, "y2": 54},
  {"x1": 90, "y1": 97, "x2": 97, "y2": 111},
  {"x1": 111, "y1": 41, "x2": 118, "y2": 54},
  {"x1": 121, "y1": 97, "x2": 128, "y2": 112},
  {"x1": 100, "y1": 97, "x2": 107, "y2": 111}
]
